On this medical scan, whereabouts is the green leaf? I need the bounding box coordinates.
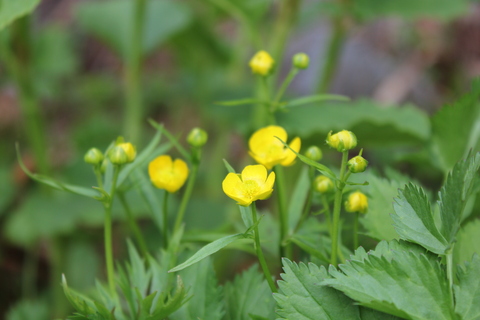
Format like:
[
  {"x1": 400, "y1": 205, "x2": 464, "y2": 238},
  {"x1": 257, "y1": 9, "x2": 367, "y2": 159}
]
[
  {"x1": 0, "y1": 0, "x2": 40, "y2": 31},
  {"x1": 454, "y1": 254, "x2": 480, "y2": 320},
  {"x1": 287, "y1": 166, "x2": 310, "y2": 233},
  {"x1": 169, "y1": 233, "x2": 247, "y2": 272},
  {"x1": 352, "y1": 0, "x2": 469, "y2": 21},
  {"x1": 6, "y1": 298, "x2": 49, "y2": 320},
  {"x1": 391, "y1": 183, "x2": 448, "y2": 254},
  {"x1": 360, "y1": 173, "x2": 401, "y2": 241},
  {"x1": 438, "y1": 153, "x2": 480, "y2": 245},
  {"x1": 75, "y1": 0, "x2": 192, "y2": 59},
  {"x1": 171, "y1": 257, "x2": 224, "y2": 320},
  {"x1": 224, "y1": 265, "x2": 275, "y2": 320},
  {"x1": 324, "y1": 240, "x2": 455, "y2": 320},
  {"x1": 284, "y1": 94, "x2": 349, "y2": 108},
  {"x1": 275, "y1": 259, "x2": 362, "y2": 320},
  {"x1": 454, "y1": 219, "x2": 480, "y2": 266},
  {"x1": 278, "y1": 99, "x2": 430, "y2": 147},
  {"x1": 215, "y1": 98, "x2": 266, "y2": 106},
  {"x1": 430, "y1": 80, "x2": 480, "y2": 172}
]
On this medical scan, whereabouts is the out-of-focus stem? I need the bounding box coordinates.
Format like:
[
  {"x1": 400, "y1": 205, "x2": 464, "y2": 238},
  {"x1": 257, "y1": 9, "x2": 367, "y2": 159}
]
[
  {"x1": 118, "y1": 192, "x2": 148, "y2": 257},
  {"x1": 124, "y1": 0, "x2": 146, "y2": 144},
  {"x1": 270, "y1": 0, "x2": 301, "y2": 65},
  {"x1": 173, "y1": 163, "x2": 198, "y2": 234},
  {"x1": 163, "y1": 191, "x2": 169, "y2": 249},
  {"x1": 330, "y1": 151, "x2": 348, "y2": 265}
]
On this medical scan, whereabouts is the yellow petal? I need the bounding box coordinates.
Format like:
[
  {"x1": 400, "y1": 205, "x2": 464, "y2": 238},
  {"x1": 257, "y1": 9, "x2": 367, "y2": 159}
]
[
  {"x1": 281, "y1": 137, "x2": 301, "y2": 166},
  {"x1": 222, "y1": 173, "x2": 246, "y2": 202},
  {"x1": 241, "y1": 165, "x2": 267, "y2": 184},
  {"x1": 249, "y1": 126, "x2": 287, "y2": 151},
  {"x1": 256, "y1": 171, "x2": 275, "y2": 200}
]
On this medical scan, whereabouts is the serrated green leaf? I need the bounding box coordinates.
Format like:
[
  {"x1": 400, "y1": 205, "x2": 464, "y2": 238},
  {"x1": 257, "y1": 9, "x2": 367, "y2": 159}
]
[
  {"x1": 391, "y1": 183, "x2": 448, "y2": 254},
  {"x1": 75, "y1": 0, "x2": 191, "y2": 59},
  {"x1": 275, "y1": 259, "x2": 362, "y2": 320},
  {"x1": 171, "y1": 257, "x2": 224, "y2": 320},
  {"x1": 439, "y1": 153, "x2": 480, "y2": 245},
  {"x1": 454, "y1": 219, "x2": 480, "y2": 266},
  {"x1": 324, "y1": 240, "x2": 455, "y2": 320},
  {"x1": 0, "y1": 0, "x2": 40, "y2": 31},
  {"x1": 169, "y1": 233, "x2": 247, "y2": 272},
  {"x1": 430, "y1": 81, "x2": 480, "y2": 172},
  {"x1": 224, "y1": 265, "x2": 275, "y2": 320},
  {"x1": 454, "y1": 254, "x2": 480, "y2": 320},
  {"x1": 284, "y1": 94, "x2": 349, "y2": 108}
]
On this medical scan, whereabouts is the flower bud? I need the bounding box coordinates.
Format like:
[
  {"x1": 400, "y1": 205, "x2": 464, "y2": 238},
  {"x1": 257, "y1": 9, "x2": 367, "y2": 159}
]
[
  {"x1": 292, "y1": 53, "x2": 309, "y2": 69},
  {"x1": 187, "y1": 127, "x2": 208, "y2": 147},
  {"x1": 326, "y1": 130, "x2": 357, "y2": 152},
  {"x1": 348, "y1": 155, "x2": 368, "y2": 173},
  {"x1": 304, "y1": 146, "x2": 322, "y2": 161},
  {"x1": 109, "y1": 146, "x2": 129, "y2": 165},
  {"x1": 84, "y1": 148, "x2": 104, "y2": 166},
  {"x1": 314, "y1": 175, "x2": 334, "y2": 194},
  {"x1": 345, "y1": 191, "x2": 368, "y2": 214},
  {"x1": 249, "y1": 50, "x2": 275, "y2": 76},
  {"x1": 117, "y1": 142, "x2": 136, "y2": 163}
]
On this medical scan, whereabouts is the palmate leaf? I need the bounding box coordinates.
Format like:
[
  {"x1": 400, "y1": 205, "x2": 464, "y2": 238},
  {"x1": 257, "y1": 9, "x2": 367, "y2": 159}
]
[
  {"x1": 274, "y1": 259, "x2": 401, "y2": 320},
  {"x1": 324, "y1": 240, "x2": 456, "y2": 320},
  {"x1": 454, "y1": 254, "x2": 480, "y2": 320}
]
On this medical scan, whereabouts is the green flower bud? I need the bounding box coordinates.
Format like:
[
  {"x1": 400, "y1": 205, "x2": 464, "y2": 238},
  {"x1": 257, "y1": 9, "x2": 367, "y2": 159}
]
[
  {"x1": 84, "y1": 148, "x2": 104, "y2": 165},
  {"x1": 314, "y1": 175, "x2": 334, "y2": 193},
  {"x1": 326, "y1": 130, "x2": 357, "y2": 152},
  {"x1": 348, "y1": 155, "x2": 368, "y2": 173},
  {"x1": 304, "y1": 146, "x2": 322, "y2": 161},
  {"x1": 292, "y1": 53, "x2": 309, "y2": 69},
  {"x1": 117, "y1": 142, "x2": 136, "y2": 163},
  {"x1": 345, "y1": 191, "x2": 368, "y2": 214},
  {"x1": 249, "y1": 50, "x2": 275, "y2": 76},
  {"x1": 109, "y1": 146, "x2": 129, "y2": 165},
  {"x1": 187, "y1": 127, "x2": 208, "y2": 147},
  {"x1": 100, "y1": 158, "x2": 108, "y2": 174}
]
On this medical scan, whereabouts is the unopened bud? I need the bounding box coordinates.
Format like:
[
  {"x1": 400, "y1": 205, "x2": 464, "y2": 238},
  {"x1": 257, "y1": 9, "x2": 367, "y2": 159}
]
[
  {"x1": 249, "y1": 50, "x2": 275, "y2": 76},
  {"x1": 109, "y1": 146, "x2": 129, "y2": 165},
  {"x1": 314, "y1": 175, "x2": 334, "y2": 194},
  {"x1": 292, "y1": 53, "x2": 309, "y2": 69},
  {"x1": 345, "y1": 191, "x2": 368, "y2": 214},
  {"x1": 117, "y1": 142, "x2": 136, "y2": 163},
  {"x1": 348, "y1": 155, "x2": 368, "y2": 173},
  {"x1": 187, "y1": 127, "x2": 208, "y2": 148},
  {"x1": 84, "y1": 148, "x2": 104, "y2": 165},
  {"x1": 304, "y1": 146, "x2": 322, "y2": 161},
  {"x1": 326, "y1": 130, "x2": 357, "y2": 152}
]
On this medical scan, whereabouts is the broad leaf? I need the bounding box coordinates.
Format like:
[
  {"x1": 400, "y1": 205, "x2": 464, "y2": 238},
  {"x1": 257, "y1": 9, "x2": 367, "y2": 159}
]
[
  {"x1": 169, "y1": 233, "x2": 247, "y2": 272},
  {"x1": 284, "y1": 94, "x2": 349, "y2": 108},
  {"x1": 324, "y1": 240, "x2": 455, "y2": 320},
  {"x1": 430, "y1": 80, "x2": 480, "y2": 172},
  {"x1": 454, "y1": 219, "x2": 480, "y2": 266},
  {"x1": 75, "y1": 0, "x2": 192, "y2": 59},
  {"x1": 454, "y1": 254, "x2": 480, "y2": 320},
  {"x1": 0, "y1": 0, "x2": 40, "y2": 31},
  {"x1": 391, "y1": 183, "x2": 448, "y2": 254},
  {"x1": 224, "y1": 265, "x2": 275, "y2": 320}
]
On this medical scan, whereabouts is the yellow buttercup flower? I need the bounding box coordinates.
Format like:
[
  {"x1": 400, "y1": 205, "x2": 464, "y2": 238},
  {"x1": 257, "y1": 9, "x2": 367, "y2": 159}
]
[
  {"x1": 148, "y1": 155, "x2": 189, "y2": 193},
  {"x1": 345, "y1": 191, "x2": 368, "y2": 214},
  {"x1": 249, "y1": 125, "x2": 301, "y2": 170},
  {"x1": 222, "y1": 165, "x2": 275, "y2": 206},
  {"x1": 249, "y1": 50, "x2": 275, "y2": 76}
]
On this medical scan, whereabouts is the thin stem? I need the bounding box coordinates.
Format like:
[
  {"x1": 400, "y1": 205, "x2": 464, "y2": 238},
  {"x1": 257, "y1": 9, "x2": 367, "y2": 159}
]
[
  {"x1": 321, "y1": 194, "x2": 332, "y2": 235},
  {"x1": 94, "y1": 167, "x2": 104, "y2": 189},
  {"x1": 163, "y1": 190, "x2": 169, "y2": 249},
  {"x1": 353, "y1": 212, "x2": 359, "y2": 251},
  {"x1": 446, "y1": 246, "x2": 455, "y2": 304},
  {"x1": 104, "y1": 166, "x2": 120, "y2": 295},
  {"x1": 275, "y1": 166, "x2": 291, "y2": 259},
  {"x1": 124, "y1": 0, "x2": 146, "y2": 143},
  {"x1": 273, "y1": 68, "x2": 299, "y2": 108},
  {"x1": 330, "y1": 151, "x2": 349, "y2": 265},
  {"x1": 251, "y1": 203, "x2": 278, "y2": 293},
  {"x1": 118, "y1": 192, "x2": 148, "y2": 257},
  {"x1": 173, "y1": 164, "x2": 199, "y2": 234},
  {"x1": 261, "y1": 76, "x2": 276, "y2": 125}
]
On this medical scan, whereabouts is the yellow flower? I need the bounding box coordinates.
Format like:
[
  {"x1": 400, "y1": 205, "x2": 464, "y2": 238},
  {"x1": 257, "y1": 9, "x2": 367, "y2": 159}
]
[
  {"x1": 326, "y1": 130, "x2": 357, "y2": 152},
  {"x1": 345, "y1": 191, "x2": 368, "y2": 214},
  {"x1": 249, "y1": 50, "x2": 275, "y2": 76},
  {"x1": 148, "y1": 155, "x2": 189, "y2": 193},
  {"x1": 118, "y1": 142, "x2": 137, "y2": 163},
  {"x1": 222, "y1": 165, "x2": 275, "y2": 206},
  {"x1": 249, "y1": 125, "x2": 301, "y2": 170}
]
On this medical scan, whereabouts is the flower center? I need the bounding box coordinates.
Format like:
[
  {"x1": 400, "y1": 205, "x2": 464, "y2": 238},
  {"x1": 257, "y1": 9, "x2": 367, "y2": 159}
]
[{"x1": 242, "y1": 180, "x2": 260, "y2": 199}]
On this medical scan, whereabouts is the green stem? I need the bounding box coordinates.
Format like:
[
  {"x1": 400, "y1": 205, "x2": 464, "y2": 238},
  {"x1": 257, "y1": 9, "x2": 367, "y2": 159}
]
[
  {"x1": 446, "y1": 246, "x2": 455, "y2": 304},
  {"x1": 251, "y1": 203, "x2": 278, "y2": 293},
  {"x1": 353, "y1": 212, "x2": 359, "y2": 251},
  {"x1": 275, "y1": 166, "x2": 291, "y2": 259},
  {"x1": 261, "y1": 76, "x2": 276, "y2": 125},
  {"x1": 330, "y1": 151, "x2": 348, "y2": 265},
  {"x1": 317, "y1": 0, "x2": 351, "y2": 93},
  {"x1": 321, "y1": 194, "x2": 332, "y2": 235},
  {"x1": 104, "y1": 166, "x2": 120, "y2": 295},
  {"x1": 94, "y1": 167, "x2": 104, "y2": 189},
  {"x1": 118, "y1": 192, "x2": 148, "y2": 257},
  {"x1": 273, "y1": 68, "x2": 299, "y2": 109},
  {"x1": 173, "y1": 164, "x2": 199, "y2": 234},
  {"x1": 163, "y1": 190, "x2": 169, "y2": 249},
  {"x1": 124, "y1": 0, "x2": 146, "y2": 143}
]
